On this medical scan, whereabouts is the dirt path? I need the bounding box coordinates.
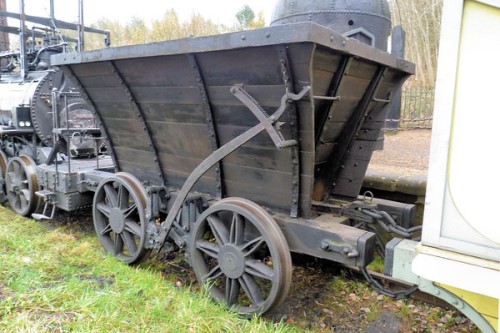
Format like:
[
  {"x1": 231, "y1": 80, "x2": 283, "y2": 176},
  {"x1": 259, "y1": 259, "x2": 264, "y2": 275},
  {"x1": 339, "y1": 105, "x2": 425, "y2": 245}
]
[{"x1": 368, "y1": 129, "x2": 432, "y2": 176}]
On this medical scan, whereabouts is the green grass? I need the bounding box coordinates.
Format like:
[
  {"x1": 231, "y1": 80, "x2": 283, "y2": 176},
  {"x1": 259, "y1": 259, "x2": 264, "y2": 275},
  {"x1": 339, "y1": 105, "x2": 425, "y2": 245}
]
[{"x1": 0, "y1": 207, "x2": 299, "y2": 333}]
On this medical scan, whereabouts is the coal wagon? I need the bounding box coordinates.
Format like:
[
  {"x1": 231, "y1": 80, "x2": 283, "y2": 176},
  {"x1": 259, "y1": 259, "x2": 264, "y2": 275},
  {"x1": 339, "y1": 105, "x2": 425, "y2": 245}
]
[{"x1": 50, "y1": 18, "x2": 415, "y2": 317}]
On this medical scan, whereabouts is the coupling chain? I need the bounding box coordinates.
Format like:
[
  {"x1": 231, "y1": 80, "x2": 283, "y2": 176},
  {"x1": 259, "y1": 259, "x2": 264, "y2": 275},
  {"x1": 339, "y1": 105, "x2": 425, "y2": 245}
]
[
  {"x1": 360, "y1": 266, "x2": 418, "y2": 299},
  {"x1": 362, "y1": 208, "x2": 422, "y2": 240}
]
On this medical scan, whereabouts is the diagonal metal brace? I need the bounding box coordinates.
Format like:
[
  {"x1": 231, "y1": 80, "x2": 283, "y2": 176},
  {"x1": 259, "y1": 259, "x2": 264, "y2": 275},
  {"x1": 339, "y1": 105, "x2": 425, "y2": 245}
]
[
  {"x1": 230, "y1": 85, "x2": 310, "y2": 149},
  {"x1": 154, "y1": 85, "x2": 311, "y2": 248}
]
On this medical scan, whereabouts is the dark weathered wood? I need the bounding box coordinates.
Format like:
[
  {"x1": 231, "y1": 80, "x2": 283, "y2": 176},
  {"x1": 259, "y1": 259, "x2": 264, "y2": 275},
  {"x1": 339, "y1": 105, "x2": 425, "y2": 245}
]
[
  {"x1": 313, "y1": 66, "x2": 387, "y2": 201},
  {"x1": 61, "y1": 23, "x2": 413, "y2": 217}
]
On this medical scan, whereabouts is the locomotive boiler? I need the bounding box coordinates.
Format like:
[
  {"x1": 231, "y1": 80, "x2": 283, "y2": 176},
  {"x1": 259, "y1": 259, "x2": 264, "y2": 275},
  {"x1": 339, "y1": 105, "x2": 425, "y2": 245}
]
[{"x1": 0, "y1": 0, "x2": 110, "y2": 212}]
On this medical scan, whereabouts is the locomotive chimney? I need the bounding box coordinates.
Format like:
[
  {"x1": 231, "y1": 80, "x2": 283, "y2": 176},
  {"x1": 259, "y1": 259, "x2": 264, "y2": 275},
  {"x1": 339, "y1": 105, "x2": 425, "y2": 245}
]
[{"x1": 0, "y1": 0, "x2": 9, "y2": 53}]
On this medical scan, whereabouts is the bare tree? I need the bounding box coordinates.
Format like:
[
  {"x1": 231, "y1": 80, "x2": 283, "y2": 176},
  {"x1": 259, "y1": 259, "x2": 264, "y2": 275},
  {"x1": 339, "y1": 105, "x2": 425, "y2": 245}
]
[{"x1": 390, "y1": 0, "x2": 443, "y2": 87}]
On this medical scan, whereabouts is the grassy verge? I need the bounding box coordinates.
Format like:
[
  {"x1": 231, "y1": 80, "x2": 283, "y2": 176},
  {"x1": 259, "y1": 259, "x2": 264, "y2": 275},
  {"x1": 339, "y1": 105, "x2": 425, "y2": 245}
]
[{"x1": 0, "y1": 207, "x2": 298, "y2": 333}]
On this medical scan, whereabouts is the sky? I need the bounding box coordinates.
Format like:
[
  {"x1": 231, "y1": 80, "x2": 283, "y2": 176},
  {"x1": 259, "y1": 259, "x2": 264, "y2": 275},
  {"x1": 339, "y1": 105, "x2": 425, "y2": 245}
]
[{"x1": 5, "y1": 0, "x2": 277, "y2": 27}]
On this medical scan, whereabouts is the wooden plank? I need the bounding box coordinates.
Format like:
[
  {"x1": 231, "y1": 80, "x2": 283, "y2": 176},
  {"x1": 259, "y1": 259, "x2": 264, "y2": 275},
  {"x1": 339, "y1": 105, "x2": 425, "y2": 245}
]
[
  {"x1": 71, "y1": 62, "x2": 113, "y2": 77},
  {"x1": 79, "y1": 74, "x2": 122, "y2": 88},
  {"x1": 130, "y1": 86, "x2": 202, "y2": 104},
  {"x1": 85, "y1": 87, "x2": 130, "y2": 103},
  {"x1": 346, "y1": 58, "x2": 379, "y2": 80},
  {"x1": 224, "y1": 180, "x2": 292, "y2": 211},
  {"x1": 104, "y1": 120, "x2": 152, "y2": 151},
  {"x1": 117, "y1": 160, "x2": 162, "y2": 185},
  {"x1": 196, "y1": 47, "x2": 285, "y2": 86},
  {"x1": 113, "y1": 55, "x2": 196, "y2": 87},
  {"x1": 141, "y1": 103, "x2": 206, "y2": 124},
  {"x1": 207, "y1": 85, "x2": 284, "y2": 108},
  {"x1": 97, "y1": 102, "x2": 137, "y2": 120},
  {"x1": 313, "y1": 48, "x2": 342, "y2": 72},
  {"x1": 222, "y1": 162, "x2": 292, "y2": 189},
  {"x1": 148, "y1": 122, "x2": 212, "y2": 158},
  {"x1": 315, "y1": 142, "x2": 337, "y2": 164},
  {"x1": 222, "y1": 146, "x2": 293, "y2": 172},
  {"x1": 319, "y1": 122, "x2": 345, "y2": 143}
]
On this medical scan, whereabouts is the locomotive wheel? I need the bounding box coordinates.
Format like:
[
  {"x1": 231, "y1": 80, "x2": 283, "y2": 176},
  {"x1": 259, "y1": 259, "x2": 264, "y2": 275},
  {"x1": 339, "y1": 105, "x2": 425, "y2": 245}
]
[
  {"x1": 93, "y1": 173, "x2": 150, "y2": 264},
  {"x1": 189, "y1": 197, "x2": 292, "y2": 316},
  {"x1": 5, "y1": 156, "x2": 40, "y2": 216}
]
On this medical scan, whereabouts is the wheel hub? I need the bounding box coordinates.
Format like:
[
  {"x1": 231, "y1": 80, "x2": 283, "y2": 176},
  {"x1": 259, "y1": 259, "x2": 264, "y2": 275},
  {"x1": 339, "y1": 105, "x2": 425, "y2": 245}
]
[
  {"x1": 218, "y1": 244, "x2": 245, "y2": 279},
  {"x1": 109, "y1": 208, "x2": 125, "y2": 233}
]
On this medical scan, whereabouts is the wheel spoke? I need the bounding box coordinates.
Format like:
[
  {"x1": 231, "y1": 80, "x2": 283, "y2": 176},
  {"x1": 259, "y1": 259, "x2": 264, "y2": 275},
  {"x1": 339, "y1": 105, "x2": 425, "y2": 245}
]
[
  {"x1": 226, "y1": 277, "x2": 240, "y2": 305},
  {"x1": 122, "y1": 203, "x2": 137, "y2": 220},
  {"x1": 245, "y1": 259, "x2": 274, "y2": 280},
  {"x1": 229, "y1": 213, "x2": 244, "y2": 245},
  {"x1": 99, "y1": 223, "x2": 113, "y2": 236},
  {"x1": 96, "y1": 202, "x2": 111, "y2": 218},
  {"x1": 19, "y1": 190, "x2": 30, "y2": 210},
  {"x1": 117, "y1": 185, "x2": 130, "y2": 210},
  {"x1": 207, "y1": 215, "x2": 229, "y2": 245},
  {"x1": 10, "y1": 194, "x2": 19, "y2": 209},
  {"x1": 203, "y1": 265, "x2": 223, "y2": 281},
  {"x1": 195, "y1": 240, "x2": 220, "y2": 259},
  {"x1": 240, "y1": 236, "x2": 265, "y2": 257},
  {"x1": 124, "y1": 219, "x2": 142, "y2": 236},
  {"x1": 122, "y1": 231, "x2": 138, "y2": 255},
  {"x1": 113, "y1": 232, "x2": 124, "y2": 255},
  {"x1": 13, "y1": 161, "x2": 20, "y2": 175},
  {"x1": 6, "y1": 172, "x2": 16, "y2": 190},
  {"x1": 238, "y1": 273, "x2": 263, "y2": 306},
  {"x1": 103, "y1": 184, "x2": 118, "y2": 207}
]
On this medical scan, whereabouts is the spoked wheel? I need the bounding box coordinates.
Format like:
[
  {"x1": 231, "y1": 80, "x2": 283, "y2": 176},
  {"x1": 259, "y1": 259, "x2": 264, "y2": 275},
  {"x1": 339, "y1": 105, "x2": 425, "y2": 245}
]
[
  {"x1": 92, "y1": 172, "x2": 150, "y2": 264},
  {"x1": 5, "y1": 156, "x2": 40, "y2": 216},
  {"x1": 189, "y1": 197, "x2": 292, "y2": 316}
]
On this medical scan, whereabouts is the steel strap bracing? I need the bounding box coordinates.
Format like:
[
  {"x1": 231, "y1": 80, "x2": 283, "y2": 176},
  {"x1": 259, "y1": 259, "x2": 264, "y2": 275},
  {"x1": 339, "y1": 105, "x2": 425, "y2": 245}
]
[
  {"x1": 278, "y1": 46, "x2": 301, "y2": 218},
  {"x1": 187, "y1": 54, "x2": 223, "y2": 199},
  {"x1": 107, "y1": 61, "x2": 166, "y2": 186}
]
